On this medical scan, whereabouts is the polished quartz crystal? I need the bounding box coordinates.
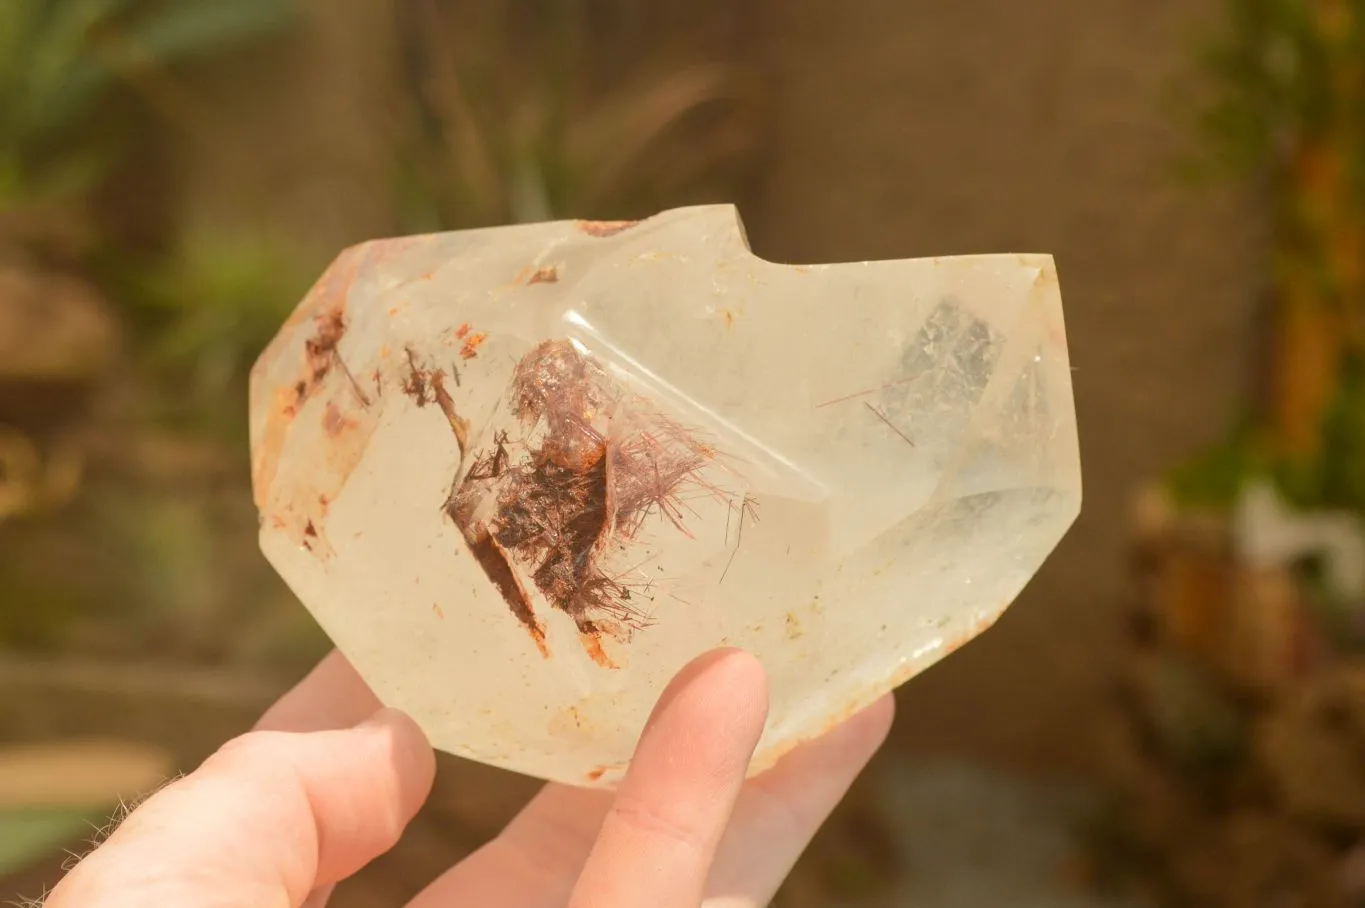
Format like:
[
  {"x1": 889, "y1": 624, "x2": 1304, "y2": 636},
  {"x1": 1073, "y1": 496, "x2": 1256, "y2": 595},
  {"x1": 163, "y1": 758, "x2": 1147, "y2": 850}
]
[{"x1": 249, "y1": 205, "x2": 1081, "y2": 786}]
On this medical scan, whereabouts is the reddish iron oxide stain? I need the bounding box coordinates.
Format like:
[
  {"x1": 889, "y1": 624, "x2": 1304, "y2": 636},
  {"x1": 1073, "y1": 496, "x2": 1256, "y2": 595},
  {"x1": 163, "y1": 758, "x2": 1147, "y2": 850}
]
[
  {"x1": 467, "y1": 533, "x2": 550, "y2": 658},
  {"x1": 322, "y1": 401, "x2": 355, "y2": 438},
  {"x1": 575, "y1": 220, "x2": 640, "y2": 238},
  {"x1": 510, "y1": 265, "x2": 561, "y2": 286},
  {"x1": 459, "y1": 332, "x2": 488, "y2": 360},
  {"x1": 585, "y1": 766, "x2": 606, "y2": 782},
  {"x1": 432, "y1": 603, "x2": 444, "y2": 620},
  {"x1": 302, "y1": 309, "x2": 346, "y2": 397},
  {"x1": 401, "y1": 348, "x2": 469, "y2": 455},
  {"x1": 279, "y1": 303, "x2": 372, "y2": 420},
  {"x1": 756, "y1": 695, "x2": 875, "y2": 773},
  {"x1": 302, "y1": 519, "x2": 321, "y2": 551},
  {"x1": 253, "y1": 242, "x2": 409, "y2": 546},
  {"x1": 943, "y1": 611, "x2": 1003, "y2": 657},
  {"x1": 455, "y1": 323, "x2": 472, "y2": 339},
  {"x1": 580, "y1": 631, "x2": 617, "y2": 669},
  {"x1": 252, "y1": 304, "x2": 349, "y2": 511},
  {"x1": 437, "y1": 339, "x2": 733, "y2": 667},
  {"x1": 277, "y1": 306, "x2": 346, "y2": 421}
]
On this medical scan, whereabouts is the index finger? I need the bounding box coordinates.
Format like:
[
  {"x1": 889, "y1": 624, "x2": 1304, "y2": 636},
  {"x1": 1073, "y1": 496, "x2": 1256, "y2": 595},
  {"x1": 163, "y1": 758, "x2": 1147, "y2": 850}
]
[
  {"x1": 567, "y1": 648, "x2": 769, "y2": 908},
  {"x1": 45, "y1": 709, "x2": 434, "y2": 908}
]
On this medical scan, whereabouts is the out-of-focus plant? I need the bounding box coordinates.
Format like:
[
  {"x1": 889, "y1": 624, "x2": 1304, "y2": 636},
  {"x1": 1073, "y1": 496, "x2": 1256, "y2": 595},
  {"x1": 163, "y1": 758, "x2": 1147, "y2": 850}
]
[
  {"x1": 0, "y1": 0, "x2": 299, "y2": 547},
  {"x1": 133, "y1": 222, "x2": 315, "y2": 437},
  {"x1": 1173, "y1": 0, "x2": 1365, "y2": 512},
  {"x1": 0, "y1": 429, "x2": 82, "y2": 524},
  {"x1": 0, "y1": 0, "x2": 297, "y2": 260},
  {"x1": 391, "y1": 0, "x2": 764, "y2": 231},
  {"x1": 0, "y1": 739, "x2": 172, "y2": 880}
]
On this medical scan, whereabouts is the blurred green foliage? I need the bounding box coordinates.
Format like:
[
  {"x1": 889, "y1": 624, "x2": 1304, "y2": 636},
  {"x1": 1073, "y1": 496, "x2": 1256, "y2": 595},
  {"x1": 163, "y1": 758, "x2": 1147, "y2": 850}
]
[
  {"x1": 0, "y1": 0, "x2": 297, "y2": 218},
  {"x1": 1165, "y1": 420, "x2": 1268, "y2": 509},
  {"x1": 131, "y1": 223, "x2": 317, "y2": 439},
  {"x1": 1170, "y1": 0, "x2": 1365, "y2": 515},
  {"x1": 0, "y1": 1, "x2": 305, "y2": 656},
  {"x1": 392, "y1": 0, "x2": 762, "y2": 230},
  {"x1": 1193, "y1": 0, "x2": 1359, "y2": 176},
  {"x1": 1318, "y1": 352, "x2": 1365, "y2": 511},
  {"x1": 0, "y1": 807, "x2": 104, "y2": 876}
]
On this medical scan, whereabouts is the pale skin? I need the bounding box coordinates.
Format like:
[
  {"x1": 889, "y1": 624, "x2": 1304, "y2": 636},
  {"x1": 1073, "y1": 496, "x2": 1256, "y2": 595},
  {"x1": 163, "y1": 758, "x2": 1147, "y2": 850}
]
[{"x1": 44, "y1": 647, "x2": 893, "y2": 907}]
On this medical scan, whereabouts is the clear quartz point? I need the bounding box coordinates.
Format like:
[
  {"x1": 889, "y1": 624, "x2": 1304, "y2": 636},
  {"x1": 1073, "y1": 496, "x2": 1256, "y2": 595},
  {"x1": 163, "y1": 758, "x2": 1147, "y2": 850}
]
[{"x1": 249, "y1": 204, "x2": 1081, "y2": 786}]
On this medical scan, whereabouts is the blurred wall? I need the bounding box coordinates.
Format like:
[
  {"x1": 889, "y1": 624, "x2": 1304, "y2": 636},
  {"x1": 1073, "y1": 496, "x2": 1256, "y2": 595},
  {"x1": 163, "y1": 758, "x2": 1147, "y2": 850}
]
[{"x1": 176, "y1": 0, "x2": 1263, "y2": 773}]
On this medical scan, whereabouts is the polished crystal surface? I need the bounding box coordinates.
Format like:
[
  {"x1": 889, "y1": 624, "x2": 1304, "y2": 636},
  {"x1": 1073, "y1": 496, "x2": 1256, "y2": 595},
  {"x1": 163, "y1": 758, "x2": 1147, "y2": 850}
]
[{"x1": 249, "y1": 205, "x2": 1081, "y2": 786}]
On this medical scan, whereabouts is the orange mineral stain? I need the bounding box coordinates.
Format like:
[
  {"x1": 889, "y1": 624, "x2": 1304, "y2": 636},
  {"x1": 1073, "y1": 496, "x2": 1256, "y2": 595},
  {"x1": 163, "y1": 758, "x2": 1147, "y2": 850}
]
[
  {"x1": 460, "y1": 332, "x2": 488, "y2": 360},
  {"x1": 580, "y1": 631, "x2": 618, "y2": 669},
  {"x1": 575, "y1": 219, "x2": 639, "y2": 238}
]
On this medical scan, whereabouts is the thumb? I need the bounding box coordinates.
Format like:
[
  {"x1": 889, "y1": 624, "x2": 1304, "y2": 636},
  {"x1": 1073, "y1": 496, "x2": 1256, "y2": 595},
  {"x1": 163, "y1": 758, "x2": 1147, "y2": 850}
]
[{"x1": 46, "y1": 707, "x2": 434, "y2": 908}]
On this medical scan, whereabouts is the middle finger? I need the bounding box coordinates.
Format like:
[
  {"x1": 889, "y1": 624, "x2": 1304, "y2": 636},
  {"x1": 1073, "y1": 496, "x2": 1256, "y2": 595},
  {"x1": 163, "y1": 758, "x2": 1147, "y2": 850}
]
[{"x1": 566, "y1": 648, "x2": 768, "y2": 908}]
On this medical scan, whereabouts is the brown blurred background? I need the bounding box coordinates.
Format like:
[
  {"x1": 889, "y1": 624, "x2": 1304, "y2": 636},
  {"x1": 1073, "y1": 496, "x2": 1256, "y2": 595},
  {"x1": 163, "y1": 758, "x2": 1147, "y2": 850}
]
[{"x1": 6, "y1": 0, "x2": 1362, "y2": 905}]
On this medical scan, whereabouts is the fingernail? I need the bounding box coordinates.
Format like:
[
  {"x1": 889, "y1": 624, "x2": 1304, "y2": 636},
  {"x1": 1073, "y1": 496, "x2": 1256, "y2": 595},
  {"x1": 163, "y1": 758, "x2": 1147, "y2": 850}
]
[{"x1": 354, "y1": 706, "x2": 406, "y2": 730}]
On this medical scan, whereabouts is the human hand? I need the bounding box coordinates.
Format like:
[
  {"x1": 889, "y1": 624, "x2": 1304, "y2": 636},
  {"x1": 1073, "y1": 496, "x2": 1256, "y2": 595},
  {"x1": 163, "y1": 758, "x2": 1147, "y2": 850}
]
[{"x1": 45, "y1": 647, "x2": 893, "y2": 907}]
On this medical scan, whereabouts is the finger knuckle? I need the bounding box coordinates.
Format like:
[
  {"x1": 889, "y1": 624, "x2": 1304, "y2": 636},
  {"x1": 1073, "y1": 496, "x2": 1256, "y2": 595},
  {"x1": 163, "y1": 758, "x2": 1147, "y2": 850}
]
[
  {"x1": 606, "y1": 795, "x2": 705, "y2": 854},
  {"x1": 212, "y1": 729, "x2": 291, "y2": 767}
]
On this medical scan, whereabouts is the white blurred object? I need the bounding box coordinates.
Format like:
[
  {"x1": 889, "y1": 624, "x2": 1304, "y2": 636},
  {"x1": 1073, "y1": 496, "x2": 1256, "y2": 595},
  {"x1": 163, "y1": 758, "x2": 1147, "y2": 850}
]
[{"x1": 1234, "y1": 479, "x2": 1365, "y2": 601}]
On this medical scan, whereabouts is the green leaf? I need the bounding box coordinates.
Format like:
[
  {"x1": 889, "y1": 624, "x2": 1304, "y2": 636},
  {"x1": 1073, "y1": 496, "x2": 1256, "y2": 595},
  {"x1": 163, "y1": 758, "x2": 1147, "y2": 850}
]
[
  {"x1": 29, "y1": 146, "x2": 115, "y2": 202},
  {"x1": 0, "y1": 0, "x2": 297, "y2": 210},
  {"x1": 118, "y1": 0, "x2": 296, "y2": 66},
  {"x1": 1165, "y1": 419, "x2": 1269, "y2": 509},
  {"x1": 50, "y1": 0, "x2": 296, "y2": 129},
  {"x1": 1318, "y1": 354, "x2": 1365, "y2": 513},
  {"x1": 9, "y1": 0, "x2": 135, "y2": 143},
  {"x1": 133, "y1": 223, "x2": 316, "y2": 409},
  {"x1": 0, "y1": 808, "x2": 103, "y2": 876},
  {"x1": 0, "y1": 1, "x2": 44, "y2": 116},
  {"x1": 0, "y1": 737, "x2": 175, "y2": 876}
]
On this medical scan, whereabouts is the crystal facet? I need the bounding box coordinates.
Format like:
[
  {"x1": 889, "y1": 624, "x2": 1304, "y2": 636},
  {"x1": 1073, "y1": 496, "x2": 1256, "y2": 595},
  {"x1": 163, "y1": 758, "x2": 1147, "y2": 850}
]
[{"x1": 249, "y1": 205, "x2": 1081, "y2": 786}]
